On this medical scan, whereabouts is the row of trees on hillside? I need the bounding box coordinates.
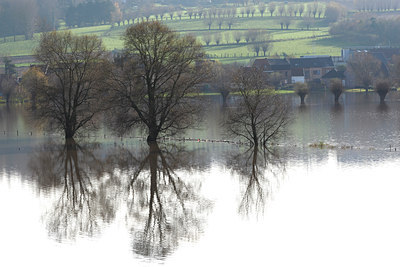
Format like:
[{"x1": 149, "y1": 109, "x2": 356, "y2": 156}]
[
  {"x1": 354, "y1": 0, "x2": 400, "y2": 12},
  {"x1": 21, "y1": 21, "x2": 289, "y2": 148},
  {"x1": 202, "y1": 30, "x2": 271, "y2": 46},
  {"x1": 135, "y1": 2, "x2": 330, "y2": 23}
]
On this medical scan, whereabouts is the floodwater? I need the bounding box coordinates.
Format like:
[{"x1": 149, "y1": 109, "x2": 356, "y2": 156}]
[{"x1": 2, "y1": 92, "x2": 400, "y2": 267}]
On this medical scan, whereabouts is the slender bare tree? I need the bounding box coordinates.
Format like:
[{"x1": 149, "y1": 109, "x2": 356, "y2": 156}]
[{"x1": 224, "y1": 67, "x2": 290, "y2": 147}]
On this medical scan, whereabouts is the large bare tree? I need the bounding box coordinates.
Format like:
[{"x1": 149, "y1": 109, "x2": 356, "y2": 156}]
[
  {"x1": 109, "y1": 21, "x2": 210, "y2": 143},
  {"x1": 34, "y1": 31, "x2": 110, "y2": 139}
]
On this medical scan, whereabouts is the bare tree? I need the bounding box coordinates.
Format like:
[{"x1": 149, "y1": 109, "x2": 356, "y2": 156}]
[
  {"x1": 249, "y1": 43, "x2": 261, "y2": 56},
  {"x1": 293, "y1": 4, "x2": 299, "y2": 16},
  {"x1": 187, "y1": 9, "x2": 193, "y2": 19},
  {"x1": 259, "y1": 3, "x2": 266, "y2": 17},
  {"x1": 214, "y1": 33, "x2": 222, "y2": 45},
  {"x1": 302, "y1": 17, "x2": 315, "y2": 30},
  {"x1": 177, "y1": 11, "x2": 183, "y2": 20},
  {"x1": 260, "y1": 34, "x2": 272, "y2": 56},
  {"x1": 250, "y1": 6, "x2": 256, "y2": 17},
  {"x1": 203, "y1": 33, "x2": 212, "y2": 46},
  {"x1": 306, "y1": 3, "x2": 313, "y2": 17},
  {"x1": 347, "y1": 53, "x2": 381, "y2": 93},
  {"x1": 198, "y1": 8, "x2": 204, "y2": 19},
  {"x1": 278, "y1": 4, "x2": 286, "y2": 16},
  {"x1": 21, "y1": 66, "x2": 47, "y2": 109},
  {"x1": 294, "y1": 82, "x2": 309, "y2": 105},
  {"x1": 204, "y1": 16, "x2": 213, "y2": 30},
  {"x1": 226, "y1": 17, "x2": 235, "y2": 30},
  {"x1": 268, "y1": 2, "x2": 276, "y2": 16},
  {"x1": 245, "y1": 6, "x2": 251, "y2": 17},
  {"x1": 329, "y1": 78, "x2": 343, "y2": 104},
  {"x1": 244, "y1": 31, "x2": 251, "y2": 43},
  {"x1": 299, "y1": 3, "x2": 305, "y2": 17},
  {"x1": 168, "y1": 9, "x2": 174, "y2": 20},
  {"x1": 217, "y1": 17, "x2": 224, "y2": 30},
  {"x1": 234, "y1": 31, "x2": 242, "y2": 44},
  {"x1": 286, "y1": 3, "x2": 294, "y2": 16},
  {"x1": 224, "y1": 67, "x2": 290, "y2": 147},
  {"x1": 317, "y1": 5, "x2": 325, "y2": 19},
  {"x1": 279, "y1": 19, "x2": 285, "y2": 30},
  {"x1": 375, "y1": 80, "x2": 391, "y2": 103},
  {"x1": 109, "y1": 22, "x2": 210, "y2": 143},
  {"x1": 34, "y1": 31, "x2": 110, "y2": 139},
  {"x1": 284, "y1": 17, "x2": 292, "y2": 29},
  {"x1": 210, "y1": 62, "x2": 238, "y2": 106},
  {"x1": 211, "y1": 7, "x2": 217, "y2": 18},
  {"x1": 312, "y1": 2, "x2": 319, "y2": 18},
  {"x1": 224, "y1": 32, "x2": 231, "y2": 44},
  {"x1": 240, "y1": 7, "x2": 245, "y2": 18},
  {"x1": 249, "y1": 29, "x2": 259, "y2": 42},
  {"x1": 0, "y1": 77, "x2": 17, "y2": 103}
]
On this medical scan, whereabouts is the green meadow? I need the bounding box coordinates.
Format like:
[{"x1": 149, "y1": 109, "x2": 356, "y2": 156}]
[{"x1": 0, "y1": 4, "x2": 368, "y2": 65}]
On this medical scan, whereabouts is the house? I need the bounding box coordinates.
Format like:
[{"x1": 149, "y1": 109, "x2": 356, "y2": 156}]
[
  {"x1": 288, "y1": 56, "x2": 335, "y2": 82},
  {"x1": 267, "y1": 58, "x2": 291, "y2": 84},
  {"x1": 252, "y1": 58, "x2": 270, "y2": 72},
  {"x1": 252, "y1": 58, "x2": 291, "y2": 84},
  {"x1": 291, "y1": 68, "x2": 305, "y2": 83},
  {"x1": 342, "y1": 47, "x2": 400, "y2": 63},
  {"x1": 321, "y1": 69, "x2": 345, "y2": 87}
]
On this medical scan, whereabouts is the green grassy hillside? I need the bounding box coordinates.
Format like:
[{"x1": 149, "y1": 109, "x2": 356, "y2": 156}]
[{"x1": 0, "y1": 4, "x2": 368, "y2": 65}]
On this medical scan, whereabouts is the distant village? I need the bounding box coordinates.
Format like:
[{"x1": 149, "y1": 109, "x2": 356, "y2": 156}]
[
  {"x1": 250, "y1": 47, "x2": 400, "y2": 90},
  {"x1": 1, "y1": 46, "x2": 399, "y2": 102}
]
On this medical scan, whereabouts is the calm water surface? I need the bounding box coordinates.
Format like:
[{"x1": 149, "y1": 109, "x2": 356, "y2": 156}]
[{"x1": 2, "y1": 92, "x2": 400, "y2": 267}]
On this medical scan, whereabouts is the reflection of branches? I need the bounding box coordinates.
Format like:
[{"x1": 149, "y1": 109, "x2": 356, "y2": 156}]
[
  {"x1": 108, "y1": 142, "x2": 212, "y2": 259},
  {"x1": 29, "y1": 139, "x2": 114, "y2": 242},
  {"x1": 227, "y1": 145, "x2": 286, "y2": 217}
]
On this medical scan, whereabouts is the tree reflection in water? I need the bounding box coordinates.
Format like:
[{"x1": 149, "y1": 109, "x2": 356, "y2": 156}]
[
  {"x1": 227, "y1": 146, "x2": 286, "y2": 217},
  {"x1": 29, "y1": 139, "x2": 115, "y2": 242},
  {"x1": 108, "y1": 142, "x2": 212, "y2": 259},
  {"x1": 30, "y1": 140, "x2": 212, "y2": 259}
]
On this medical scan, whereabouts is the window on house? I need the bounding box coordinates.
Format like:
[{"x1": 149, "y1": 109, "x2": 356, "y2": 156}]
[{"x1": 313, "y1": 70, "x2": 321, "y2": 75}]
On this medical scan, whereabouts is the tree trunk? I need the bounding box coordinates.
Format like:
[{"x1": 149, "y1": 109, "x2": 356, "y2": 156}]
[
  {"x1": 300, "y1": 94, "x2": 305, "y2": 105},
  {"x1": 147, "y1": 127, "x2": 159, "y2": 143},
  {"x1": 334, "y1": 94, "x2": 340, "y2": 104},
  {"x1": 221, "y1": 91, "x2": 229, "y2": 106},
  {"x1": 380, "y1": 94, "x2": 385, "y2": 104},
  {"x1": 379, "y1": 92, "x2": 387, "y2": 104},
  {"x1": 65, "y1": 126, "x2": 75, "y2": 139}
]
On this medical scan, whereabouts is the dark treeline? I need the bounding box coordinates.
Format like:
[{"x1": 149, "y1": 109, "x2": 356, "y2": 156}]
[
  {"x1": 330, "y1": 15, "x2": 400, "y2": 46},
  {"x1": 0, "y1": 0, "x2": 118, "y2": 40},
  {"x1": 65, "y1": 1, "x2": 114, "y2": 27}
]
